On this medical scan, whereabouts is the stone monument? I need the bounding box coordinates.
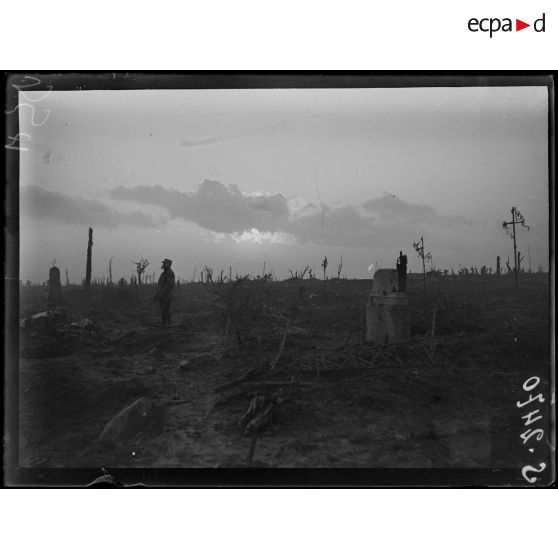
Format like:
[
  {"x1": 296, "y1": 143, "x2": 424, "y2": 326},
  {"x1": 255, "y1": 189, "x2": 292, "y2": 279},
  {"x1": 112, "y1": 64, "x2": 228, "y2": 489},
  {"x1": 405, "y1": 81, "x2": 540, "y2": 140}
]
[
  {"x1": 46, "y1": 265, "x2": 62, "y2": 307},
  {"x1": 366, "y1": 253, "x2": 411, "y2": 345}
]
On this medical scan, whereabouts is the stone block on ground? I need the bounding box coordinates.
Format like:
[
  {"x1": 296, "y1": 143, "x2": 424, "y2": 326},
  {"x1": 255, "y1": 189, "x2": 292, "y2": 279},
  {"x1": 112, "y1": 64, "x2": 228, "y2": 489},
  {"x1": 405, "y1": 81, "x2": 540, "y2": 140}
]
[
  {"x1": 366, "y1": 293, "x2": 411, "y2": 345},
  {"x1": 21, "y1": 309, "x2": 68, "y2": 331},
  {"x1": 371, "y1": 269, "x2": 398, "y2": 296}
]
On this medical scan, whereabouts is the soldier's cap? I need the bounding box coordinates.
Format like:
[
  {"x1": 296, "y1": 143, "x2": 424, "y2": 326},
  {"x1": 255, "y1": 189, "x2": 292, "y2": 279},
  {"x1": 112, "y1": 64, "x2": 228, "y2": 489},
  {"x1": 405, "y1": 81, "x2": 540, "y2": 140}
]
[{"x1": 162, "y1": 258, "x2": 173, "y2": 265}]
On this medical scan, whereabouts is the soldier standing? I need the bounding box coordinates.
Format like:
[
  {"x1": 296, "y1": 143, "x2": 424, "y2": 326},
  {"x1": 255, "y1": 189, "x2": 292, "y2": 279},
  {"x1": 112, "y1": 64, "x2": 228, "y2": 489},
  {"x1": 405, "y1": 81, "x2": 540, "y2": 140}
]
[
  {"x1": 396, "y1": 251, "x2": 408, "y2": 293},
  {"x1": 154, "y1": 258, "x2": 175, "y2": 325}
]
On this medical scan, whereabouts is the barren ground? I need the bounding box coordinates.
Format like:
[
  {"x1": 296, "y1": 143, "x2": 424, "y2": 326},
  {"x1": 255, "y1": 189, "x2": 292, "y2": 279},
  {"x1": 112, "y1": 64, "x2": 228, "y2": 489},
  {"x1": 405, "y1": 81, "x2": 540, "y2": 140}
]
[{"x1": 17, "y1": 273, "x2": 550, "y2": 469}]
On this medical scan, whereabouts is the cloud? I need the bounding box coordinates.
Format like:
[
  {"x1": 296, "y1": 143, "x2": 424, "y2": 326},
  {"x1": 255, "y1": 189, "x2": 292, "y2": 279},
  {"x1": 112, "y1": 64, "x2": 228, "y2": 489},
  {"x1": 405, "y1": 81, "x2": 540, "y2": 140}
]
[
  {"x1": 111, "y1": 180, "x2": 396, "y2": 248},
  {"x1": 214, "y1": 228, "x2": 296, "y2": 245},
  {"x1": 111, "y1": 180, "x2": 474, "y2": 249},
  {"x1": 363, "y1": 192, "x2": 472, "y2": 226},
  {"x1": 112, "y1": 180, "x2": 290, "y2": 234},
  {"x1": 21, "y1": 185, "x2": 164, "y2": 229},
  {"x1": 177, "y1": 135, "x2": 230, "y2": 149}
]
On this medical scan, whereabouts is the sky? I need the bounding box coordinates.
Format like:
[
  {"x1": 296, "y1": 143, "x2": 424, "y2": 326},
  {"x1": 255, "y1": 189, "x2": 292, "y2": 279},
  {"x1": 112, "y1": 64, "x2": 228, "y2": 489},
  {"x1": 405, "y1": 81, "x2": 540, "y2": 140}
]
[{"x1": 18, "y1": 86, "x2": 549, "y2": 283}]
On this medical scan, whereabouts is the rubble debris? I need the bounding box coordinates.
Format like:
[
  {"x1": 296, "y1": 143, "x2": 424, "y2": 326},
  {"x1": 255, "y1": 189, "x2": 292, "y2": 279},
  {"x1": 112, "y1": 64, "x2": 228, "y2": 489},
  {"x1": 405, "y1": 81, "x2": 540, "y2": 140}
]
[
  {"x1": 239, "y1": 394, "x2": 267, "y2": 430},
  {"x1": 189, "y1": 352, "x2": 221, "y2": 367},
  {"x1": 216, "y1": 378, "x2": 310, "y2": 406},
  {"x1": 239, "y1": 392, "x2": 283, "y2": 466},
  {"x1": 269, "y1": 317, "x2": 291, "y2": 372},
  {"x1": 20, "y1": 308, "x2": 68, "y2": 331},
  {"x1": 98, "y1": 397, "x2": 155, "y2": 446},
  {"x1": 214, "y1": 368, "x2": 258, "y2": 393},
  {"x1": 422, "y1": 306, "x2": 438, "y2": 364},
  {"x1": 241, "y1": 380, "x2": 311, "y2": 390},
  {"x1": 149, "y1": 347, "x2": 163, "y2": 357},
  {"x1": 177, "y1": 353, "x2": 220, "y2": 370},
  {"x1": 243, "y1": 399, "x2": 276, "y2": 436},
  {"x1": 78, "y1": 318, "x2": 94, "y2": 329}
]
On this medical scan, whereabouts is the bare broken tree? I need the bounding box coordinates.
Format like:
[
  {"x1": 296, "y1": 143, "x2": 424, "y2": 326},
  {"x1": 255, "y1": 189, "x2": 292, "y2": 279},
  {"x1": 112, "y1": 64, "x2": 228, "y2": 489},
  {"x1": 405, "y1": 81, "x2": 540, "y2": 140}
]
[
  {"x1": 502, "y1": 206, "x2": 530, "y2": 289},
  {"x1": 412, "y1": 236, "x2": 431, "y2": 293},
  {"x1": 85, "y1": 227, "x2": 93, "y2": 289},
  {"x1": 201, "y1": 265, "x2": 214, "y2": 284},
  {"x1": 321, "y1": 256, "x2": 328, "y2": 281},
  {"x1": 337, "y1": 255, "x2": 343, "y2": 279},
  {"x1": 108, "y1": 257, "x2": 113, "y2": 286},
  {"x1": 288, "y1": 266, "x2": 310, "y2": 280},
  {"x1": 132, "y1": 258, "x2": 150, "y2": 286}
]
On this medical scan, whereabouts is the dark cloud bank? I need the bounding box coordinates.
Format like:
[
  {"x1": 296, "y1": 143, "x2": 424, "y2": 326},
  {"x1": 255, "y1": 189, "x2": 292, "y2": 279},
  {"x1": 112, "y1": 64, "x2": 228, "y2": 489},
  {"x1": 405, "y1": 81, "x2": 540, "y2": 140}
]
[
  {"x1": 20, "y1": 181, "x2": 472, "y2": 250},
  {"x1": 111, "y1": 180, "x2": 473, "y2": 247},
  {"x1": 20, "y1": 185, "x2": 164, "y2": 229}
]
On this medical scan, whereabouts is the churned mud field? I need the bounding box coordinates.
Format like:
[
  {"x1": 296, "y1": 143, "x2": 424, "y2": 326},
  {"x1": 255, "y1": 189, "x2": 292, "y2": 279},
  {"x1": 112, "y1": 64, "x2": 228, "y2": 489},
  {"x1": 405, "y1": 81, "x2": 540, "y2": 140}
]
[{"x1": 18, "y1": 274, "x2": 550, "y2": 468}]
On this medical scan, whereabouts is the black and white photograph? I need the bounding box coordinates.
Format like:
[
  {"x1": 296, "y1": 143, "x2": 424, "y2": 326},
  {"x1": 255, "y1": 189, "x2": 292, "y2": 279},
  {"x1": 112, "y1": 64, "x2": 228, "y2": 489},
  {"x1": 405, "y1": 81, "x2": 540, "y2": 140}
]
[{"x1": 4, "y1": 73, "x2": 554, "y2": 485}]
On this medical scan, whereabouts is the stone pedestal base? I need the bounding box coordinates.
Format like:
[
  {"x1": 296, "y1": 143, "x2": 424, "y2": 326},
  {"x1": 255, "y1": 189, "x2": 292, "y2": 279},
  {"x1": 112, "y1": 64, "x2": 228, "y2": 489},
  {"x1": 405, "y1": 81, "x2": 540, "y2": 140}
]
[{"x1": 365, "y1": 292, "x2": 411, "y2": 345}]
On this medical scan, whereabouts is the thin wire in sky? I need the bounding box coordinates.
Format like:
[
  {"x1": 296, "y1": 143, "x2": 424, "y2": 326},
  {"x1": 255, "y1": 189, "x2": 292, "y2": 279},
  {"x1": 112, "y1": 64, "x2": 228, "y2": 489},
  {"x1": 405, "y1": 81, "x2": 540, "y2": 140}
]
[{"x1": 313, "y1": 162, "x2": 325, "y2": 236}]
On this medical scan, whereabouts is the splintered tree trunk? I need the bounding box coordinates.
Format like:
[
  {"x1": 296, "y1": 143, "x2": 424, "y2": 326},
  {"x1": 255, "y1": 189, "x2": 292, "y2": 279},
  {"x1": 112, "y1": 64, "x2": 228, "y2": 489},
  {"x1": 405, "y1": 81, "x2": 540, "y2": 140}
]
[
  {"x1": 108, "y1": 257, "x2": 113, "y2": 285},
  {"x1": 421, "y1": 253, "x2": 426, "y2": 293},
  {"x1": 496, "y1": 256, "x2": 501, "y2": 276},
  {"x1": 85, "y1": 227, "x2": 93, "y2": 289},
  {"x1": 512, "y1": 208, "x2": 519, "y2": 290}
]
